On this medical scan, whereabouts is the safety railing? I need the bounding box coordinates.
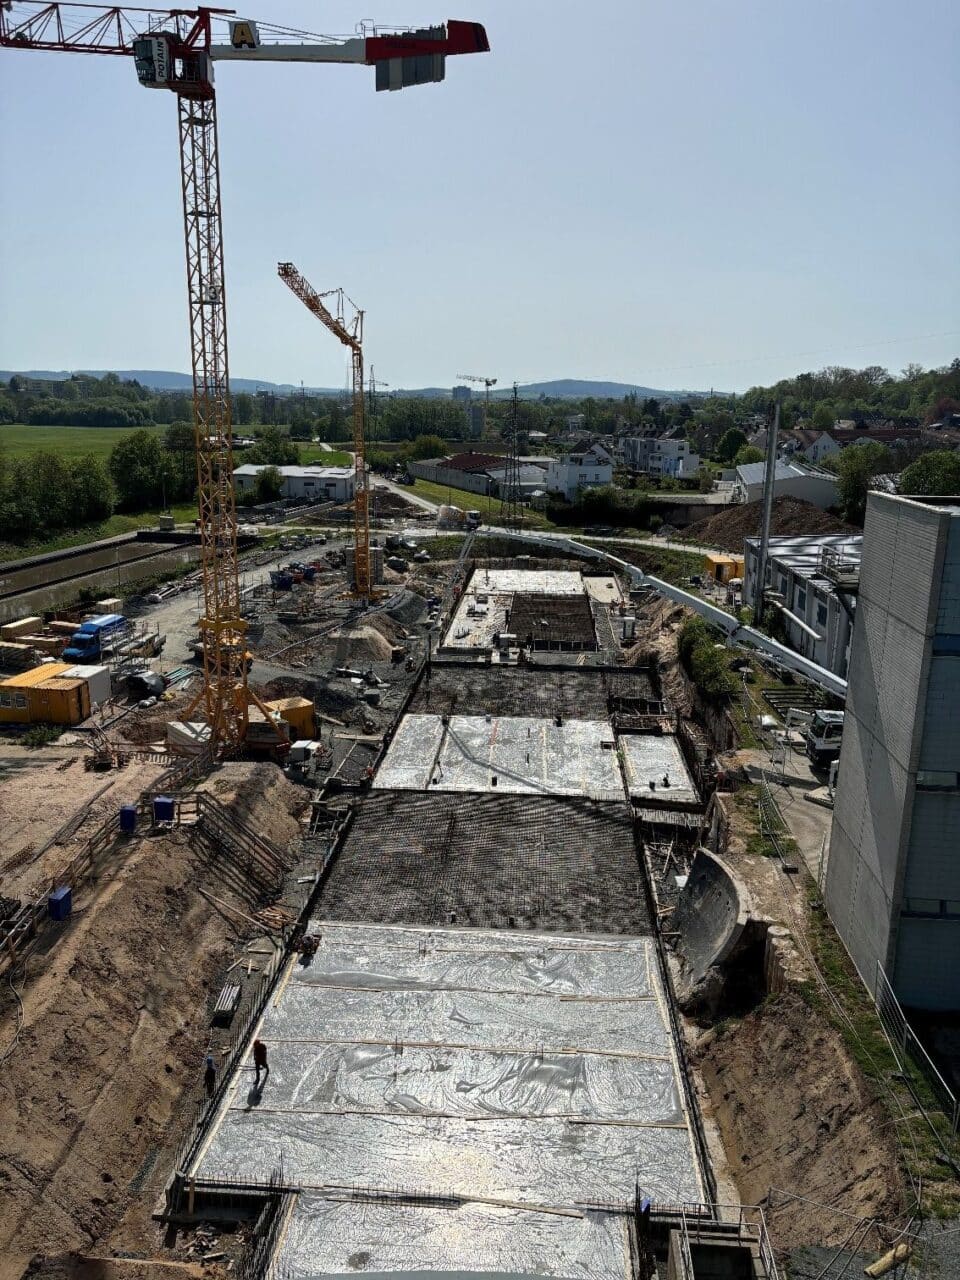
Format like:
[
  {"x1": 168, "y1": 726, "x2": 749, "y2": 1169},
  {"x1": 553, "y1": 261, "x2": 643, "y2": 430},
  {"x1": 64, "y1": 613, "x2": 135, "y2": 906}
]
[{"x1": 875, "y1": 961, "x2": 960, "y2": 1136}]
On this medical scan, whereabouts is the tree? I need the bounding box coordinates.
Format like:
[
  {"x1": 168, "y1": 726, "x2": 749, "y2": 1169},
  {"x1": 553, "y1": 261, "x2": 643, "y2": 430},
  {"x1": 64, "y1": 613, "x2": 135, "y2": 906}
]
[
  {"x1": 164, "y1": 420, "x2": 196, "y2": 494},
  {"x1": 244, "y1": 427, "x2": 299, "y2": 466},
  {"x1": 734, "y1": 445, "x2": 765, "y2": 466},
  {"x1": 69, "y1": 455, "x2": 115, "y2": 523},
  {"x1": 899, "y1": 450, "x2": 960, "y2": 496},
  {"x1": 234, "y1": 392, "x2": 255, "y2": 425},
  {"x1": 811, "y1": 403, "x2": 834, "y2": 432},
  {"x1": 254, "y1": 465, "x2": 284, "y2": 503},
  {"x1": 715, "y1": 427, "x2": 748, "y2": 464},
  {"x1": 834, "y1": 441, "x2": 892, "y2": 523},
  {"x1": 407, "y1": 434, "x2": 447, "y2": 461},
  {"x1": 109, "y1": 430, "x2": 166, "y2": 510}
]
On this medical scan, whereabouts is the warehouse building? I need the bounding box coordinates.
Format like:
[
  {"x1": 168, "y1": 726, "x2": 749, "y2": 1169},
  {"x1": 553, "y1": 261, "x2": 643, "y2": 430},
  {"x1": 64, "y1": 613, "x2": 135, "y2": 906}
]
[
  {"x1": 826, "y1": 494, "x2": 960, "y2": 1010},
  {"x1": 232, "y1": 464, "x2": 354, "y2": 503},
  {"x1": 734, "y1": 459, "x2": 839, "y2": 509}
]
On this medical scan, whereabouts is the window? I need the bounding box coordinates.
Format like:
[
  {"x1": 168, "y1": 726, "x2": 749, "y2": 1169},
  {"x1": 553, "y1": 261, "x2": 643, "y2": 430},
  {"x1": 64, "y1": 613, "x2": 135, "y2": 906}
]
[
  {"x1": 796, "y1": 587, "x2": 807, "y2": 612},
  {"x1": 917, "y1": 770, "x2": 960, "y2": 790},
  {"x1": 817, "y1": 601, "x2": 828, "y2": 627}
]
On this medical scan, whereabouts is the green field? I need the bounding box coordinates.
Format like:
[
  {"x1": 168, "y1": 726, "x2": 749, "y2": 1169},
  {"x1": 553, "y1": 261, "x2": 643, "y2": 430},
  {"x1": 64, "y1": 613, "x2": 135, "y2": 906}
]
[
  {"x1": 408, "y1": 479, "x2": 555, "y2": 530},
  {"x1": 298, "y1": 444, "x2": 352, "y2": 466},
  {"x1": 0, "y1": 503, "x2": 199, "y2": 564},
  {"x1": 0, "y1": 423, "x2": 167, "y2": 460}
]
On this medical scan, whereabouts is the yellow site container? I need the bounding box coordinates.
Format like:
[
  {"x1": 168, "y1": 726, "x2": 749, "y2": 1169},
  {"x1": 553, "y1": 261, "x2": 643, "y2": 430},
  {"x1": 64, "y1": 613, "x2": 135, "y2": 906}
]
[
  {"x1": 0, "y1": 685, "x2": 32, "y2": 722},
  {"x1": 266, "y1": 696, "x2": 314, "y2": 740},
  {"x1": 703, "y1": 553, "x2": 744, "y2": 583},
  {"x1": 29, "y1": 677, "x2": 90, "y2": 726},
  {"x1": 0, "y1": 662, "x2": 72, "y2": 689}
]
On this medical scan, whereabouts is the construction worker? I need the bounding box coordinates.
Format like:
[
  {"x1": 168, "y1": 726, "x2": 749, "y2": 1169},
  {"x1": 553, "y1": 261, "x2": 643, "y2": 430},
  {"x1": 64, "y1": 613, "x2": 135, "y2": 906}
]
[
  {"x1": 203, "y1": 1053, "x2": 217, "y2": 1098},
  {"x1": 253, "y1": 1038, "x2": 269, "y2": 1090}
]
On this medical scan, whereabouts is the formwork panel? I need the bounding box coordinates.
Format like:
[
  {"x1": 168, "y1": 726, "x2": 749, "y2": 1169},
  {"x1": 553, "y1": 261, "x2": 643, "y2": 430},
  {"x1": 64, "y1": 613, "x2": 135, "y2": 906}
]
[
  {"x1": 319, "y1": 791, "x2": 651, "y2": 934},
  {"x1": 620, "y1": 734, "x2": 699, "y2": 806},
  {"x1": 411, "y1": 665, "x2": 658, "y2": 719}
]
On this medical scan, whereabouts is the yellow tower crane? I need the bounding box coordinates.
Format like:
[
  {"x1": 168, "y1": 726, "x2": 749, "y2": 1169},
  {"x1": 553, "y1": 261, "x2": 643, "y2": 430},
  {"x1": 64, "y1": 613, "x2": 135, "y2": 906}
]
[
  {"x1": 278, "y1": 263, "x2": 374, "y2": 602},
  {"x1": 456, "y1": 373, "x2": 498, "y2": 436}
]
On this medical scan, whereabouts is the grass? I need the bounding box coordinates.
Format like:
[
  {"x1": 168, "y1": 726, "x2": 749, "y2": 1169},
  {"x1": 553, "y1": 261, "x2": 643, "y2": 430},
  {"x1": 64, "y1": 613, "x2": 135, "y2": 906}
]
[
  {"x1": 297, "y1": 445, "x2": 352, "y2": 466},
  {"x1": 407, "y1": 479, "x2": 556, "y2": 530},
  {"x1": 0, "y1": 423, "x2": 167, "y2": 460},
  {"x1": 0, "y1": 502, "x2": 198, "y2": 563}
]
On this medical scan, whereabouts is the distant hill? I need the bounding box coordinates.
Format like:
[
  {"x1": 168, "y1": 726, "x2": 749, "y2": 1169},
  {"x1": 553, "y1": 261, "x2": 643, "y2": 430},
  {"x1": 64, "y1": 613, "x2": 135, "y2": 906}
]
[{"x1": 2, "y1": 369, "x2": 711, "y2": 400}]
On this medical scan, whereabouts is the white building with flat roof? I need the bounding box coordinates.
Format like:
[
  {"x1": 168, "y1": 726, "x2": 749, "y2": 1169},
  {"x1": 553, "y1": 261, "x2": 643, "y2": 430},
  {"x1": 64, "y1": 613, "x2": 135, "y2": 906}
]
[
  {"x1": 233, "y1": 464, "x2": 354, "y2": 503},
  {"x1": 735, "y1": 459, "x2": 839, "y2": 509}
]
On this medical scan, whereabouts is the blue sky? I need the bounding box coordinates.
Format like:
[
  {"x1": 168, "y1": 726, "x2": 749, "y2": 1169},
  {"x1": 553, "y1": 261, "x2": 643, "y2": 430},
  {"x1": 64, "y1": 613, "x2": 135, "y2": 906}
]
[{"x1": 1, "y1": 0, "x2": 957, "y2": 392}]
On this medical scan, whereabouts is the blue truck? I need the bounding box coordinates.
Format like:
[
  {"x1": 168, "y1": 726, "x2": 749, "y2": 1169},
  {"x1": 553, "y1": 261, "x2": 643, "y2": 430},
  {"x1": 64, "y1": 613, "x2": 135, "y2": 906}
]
[{"x1": 62, "y1": 613, "x2": 130, "y2": 663}]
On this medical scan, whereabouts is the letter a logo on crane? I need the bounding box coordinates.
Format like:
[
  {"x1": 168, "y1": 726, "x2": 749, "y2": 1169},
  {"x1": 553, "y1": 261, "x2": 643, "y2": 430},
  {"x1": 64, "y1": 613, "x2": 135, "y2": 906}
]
[{"x1": 229, "y1": 20, "x2": 260, "y2": 49}]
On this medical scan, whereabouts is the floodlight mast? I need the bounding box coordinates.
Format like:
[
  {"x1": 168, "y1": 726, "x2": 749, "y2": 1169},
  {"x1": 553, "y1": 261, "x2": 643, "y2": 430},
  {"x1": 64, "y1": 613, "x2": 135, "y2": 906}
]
[{"x1": 1, "y1": 3, "x2": 489, "y2": 747}]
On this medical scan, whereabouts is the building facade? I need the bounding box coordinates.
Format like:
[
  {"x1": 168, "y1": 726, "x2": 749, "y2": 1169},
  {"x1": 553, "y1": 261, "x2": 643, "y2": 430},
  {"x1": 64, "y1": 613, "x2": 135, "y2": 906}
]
[
  {"x1": 232, "y1": 464, "x2": 354, "y2": 503},
  {"x1": 544, "y1": 443, "x2": 613, "y2": 501},
  {"x1": 735, "y1": 459, "x2": 839, "y2": 509},
  {"x1": 624, "y1": 435, "x2": 700, "y2": 478},
  {"x1": 742, "y1": 533, "x2": 860, "y2": 677},
  {"x1": 825, "y1": 494, "x2": 960, "y2": 1011}
]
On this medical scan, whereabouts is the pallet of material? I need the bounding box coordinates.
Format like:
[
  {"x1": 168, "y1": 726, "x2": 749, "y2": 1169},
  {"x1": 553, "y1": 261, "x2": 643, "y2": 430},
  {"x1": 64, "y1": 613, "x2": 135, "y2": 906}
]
[
  {"x1": 47, "y1": 620, "x2": 81, "y2": 636},
  {"x1": 0, "y1": 618, "x2": 42, "y2": 641},
  {"x1": 22, "y1": 635, "x2": 66, "y2": 656},
  {"x1": 0, "y1": 642, "x2": 38, "y2": 671}
]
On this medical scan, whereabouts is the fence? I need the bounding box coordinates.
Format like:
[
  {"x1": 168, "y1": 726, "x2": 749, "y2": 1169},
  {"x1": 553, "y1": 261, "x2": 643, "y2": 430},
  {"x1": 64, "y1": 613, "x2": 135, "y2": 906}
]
[{"x1": 874, "y1": 961, "x2": 960, "y2": 1137}]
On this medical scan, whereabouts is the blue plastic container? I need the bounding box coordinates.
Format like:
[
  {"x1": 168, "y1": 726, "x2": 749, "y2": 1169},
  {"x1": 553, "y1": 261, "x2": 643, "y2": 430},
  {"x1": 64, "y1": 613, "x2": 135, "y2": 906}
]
[
  {"x1": 119, "y1": 804, "x2": 138, "y2": 835},
  {"x1": 153, "y1": 795, "x2": 175, "y2": 824},
  {"x1": 303, "y1": 566, "x2": 316, "y2": 582},
  {"x1": 276, "y1": 574, "x2": 294, "y2": 591},
  {"x1": 48, "y1": 886, "x2": 72, "y2": 921}
]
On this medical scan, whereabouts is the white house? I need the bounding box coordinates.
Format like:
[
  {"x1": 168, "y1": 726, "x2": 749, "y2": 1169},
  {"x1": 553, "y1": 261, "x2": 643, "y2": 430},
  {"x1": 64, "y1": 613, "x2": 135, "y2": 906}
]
[
  {"x1": 623, "y1": 435, "x2": 700, "y2": 478},
  {"x1": 233, "y1": 464, "x2": 355, "y2": 503},
  {"x1": 735, "y1": 459, "x2": 839, "y2": 509},
  {"x1": 544, "y1": 441, "x2": 613, "y2": 501}
]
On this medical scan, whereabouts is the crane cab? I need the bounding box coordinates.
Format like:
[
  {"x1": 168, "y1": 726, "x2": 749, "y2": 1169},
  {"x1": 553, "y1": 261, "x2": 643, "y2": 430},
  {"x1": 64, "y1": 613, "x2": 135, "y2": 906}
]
[{"x1": 133, "y1": 35, "x2": 212, "y2": 96}]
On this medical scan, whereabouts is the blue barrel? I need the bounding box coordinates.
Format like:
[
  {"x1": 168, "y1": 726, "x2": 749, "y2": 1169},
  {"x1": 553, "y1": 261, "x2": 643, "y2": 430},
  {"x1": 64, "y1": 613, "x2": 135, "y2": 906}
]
[
  {"x1": 119, "y1": 804, "x2": 138, "y2": 835},
  {"x1": 277, "y1": 573, "x2": 294, "y2": 591},
  {"x1": 153, "y1": 795, "x2": 175, "y2": 824},
  {"x1": 303, "y1": 566, "x2": 316, "y2": 582}
]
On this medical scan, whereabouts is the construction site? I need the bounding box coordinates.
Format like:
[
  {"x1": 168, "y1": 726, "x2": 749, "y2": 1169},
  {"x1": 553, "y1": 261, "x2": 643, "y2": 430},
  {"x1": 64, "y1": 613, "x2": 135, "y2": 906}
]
[{"x1": 2, "y1": 5, "x2": 959, "y2": 1280}]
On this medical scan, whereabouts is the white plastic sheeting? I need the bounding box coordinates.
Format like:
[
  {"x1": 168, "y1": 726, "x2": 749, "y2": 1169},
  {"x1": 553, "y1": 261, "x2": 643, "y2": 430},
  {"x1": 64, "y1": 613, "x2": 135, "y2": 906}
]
[
  {"x1": 275, "y1": 1195, "x2": 629, "y2": 1280},
  {"x1": 194, "y1": 924, "x2": 703, "y2": 1242},
  {"x1": 374, "y1": 714, "x2": 624, "y2": 801}
]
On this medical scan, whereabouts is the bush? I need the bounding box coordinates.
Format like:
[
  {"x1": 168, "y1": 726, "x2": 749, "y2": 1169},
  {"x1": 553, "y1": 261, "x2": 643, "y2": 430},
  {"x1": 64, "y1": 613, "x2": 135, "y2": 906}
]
[
  {"x1": 22, "y1": 724, "x2": 63, "y2": 749},
  {"x1": 678, "y1": 616, "x2": 736, "y2": 702}
]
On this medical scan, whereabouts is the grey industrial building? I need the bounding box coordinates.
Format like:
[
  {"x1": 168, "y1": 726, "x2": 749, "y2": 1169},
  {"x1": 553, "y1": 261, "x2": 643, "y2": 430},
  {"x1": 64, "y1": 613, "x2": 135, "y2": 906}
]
[
  {"x1": 742, "y1": 533, "x2": 861, "y2": 677},
  {"x1": 825, "y1": 494, "x2": 960, "y2": 1011}
]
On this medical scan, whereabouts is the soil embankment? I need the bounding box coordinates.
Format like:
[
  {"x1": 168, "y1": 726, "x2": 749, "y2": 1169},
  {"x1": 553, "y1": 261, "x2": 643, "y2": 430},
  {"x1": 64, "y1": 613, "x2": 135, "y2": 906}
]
[
  {"x1": 694, "y1": 990, "x2": 905, "y2": 1248},
  {"x1": 0, "y1": 763, "x2": 304, "y2": 1257}
]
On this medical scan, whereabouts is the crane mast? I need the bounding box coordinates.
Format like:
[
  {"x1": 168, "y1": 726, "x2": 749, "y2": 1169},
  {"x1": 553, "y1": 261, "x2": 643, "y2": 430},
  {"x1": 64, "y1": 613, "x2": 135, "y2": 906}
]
[
  {"x1": 277, "y1": 264, "x2": 372, "y2": 602},
  {"x1": 2, "y1": 2, "x2": 489, "y2": 744},
  {"x1": 456, "y1": 372, "x2": 497, "y2": 437}
]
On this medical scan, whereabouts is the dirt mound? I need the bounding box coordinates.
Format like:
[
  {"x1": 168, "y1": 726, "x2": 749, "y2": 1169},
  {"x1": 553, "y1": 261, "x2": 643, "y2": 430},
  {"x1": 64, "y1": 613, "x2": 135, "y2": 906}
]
[
  {"x1": 384, "y1": 589, "x2": 427, "y2": 625},
  {"x1": 694, "y1": 990, "x2": 906, "y2": 1248},
  {"x1": 198, "y1": 761, "x2": 307, "y2": 847},
  {"x1": 684, "y1": 497, "x2": 857, "y2": 553},
  {"x1": 329, "y1": 612, "x2": 406, "y2": 664}
]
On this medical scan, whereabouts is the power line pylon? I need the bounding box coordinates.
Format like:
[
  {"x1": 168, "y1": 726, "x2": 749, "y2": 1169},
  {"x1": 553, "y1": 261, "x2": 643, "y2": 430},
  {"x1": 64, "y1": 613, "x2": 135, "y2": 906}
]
[{"x1": 499, "y1": 382, "x2": 523, "y2": 528}]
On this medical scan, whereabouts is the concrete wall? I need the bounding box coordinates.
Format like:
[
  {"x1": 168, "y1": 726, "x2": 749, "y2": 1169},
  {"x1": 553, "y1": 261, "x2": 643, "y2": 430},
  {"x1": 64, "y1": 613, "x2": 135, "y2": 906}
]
[
  {"x1": 407, "y1": 460, "x2": 492, "y2": 496},
  {"x1": 825, "y1": 494, "x2": 958, "y2": 1008}
]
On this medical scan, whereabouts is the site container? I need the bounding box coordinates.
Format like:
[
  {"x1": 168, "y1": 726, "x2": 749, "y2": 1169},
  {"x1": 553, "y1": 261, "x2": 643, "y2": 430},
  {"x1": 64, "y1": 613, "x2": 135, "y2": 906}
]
[
  {"x1": 61, "y1": 664, "x2": 111, "y2": 707},
  {"x1": 702, "y1": 553, "x2": 745, "y2": 584},
  {"x1": 267, "y1": 696, "x2": 314, "y2": 740},
  {"x1": 31, "y1": 677, "x2": 90, "y2": 725},
  {"x1": 119, "y1": 805, "x2": 138, "y2": 835},
  {"x1": 1, "y1": 662, "x2": 72, "y2": 689},
  {"x1": 0, "y1": 617, "x2": 42, "y2": 641}
]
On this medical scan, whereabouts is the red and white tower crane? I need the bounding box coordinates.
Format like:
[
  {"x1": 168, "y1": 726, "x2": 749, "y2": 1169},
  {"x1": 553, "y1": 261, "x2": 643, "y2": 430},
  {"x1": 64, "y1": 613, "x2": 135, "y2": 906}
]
[{"x1": 0, "y1": 3, "x2": 489, "y2": 748}]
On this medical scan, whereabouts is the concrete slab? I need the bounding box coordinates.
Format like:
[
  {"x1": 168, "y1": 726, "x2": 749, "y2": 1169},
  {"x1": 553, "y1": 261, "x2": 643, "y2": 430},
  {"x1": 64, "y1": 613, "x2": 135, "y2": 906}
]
[
  {"x1": 374, "y1": 714, "x2": 625, "y2": 801},
  {"x1": 620, "y1": 735, "x2": 699, "y2": 806},
  {"x1": 192, "y1": 923, "x2": 704, "y2": 1275}
]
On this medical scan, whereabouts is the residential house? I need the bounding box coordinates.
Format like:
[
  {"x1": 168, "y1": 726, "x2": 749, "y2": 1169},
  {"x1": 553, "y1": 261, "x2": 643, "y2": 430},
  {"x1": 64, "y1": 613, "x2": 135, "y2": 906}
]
[
  {"x1": 544, "y1": 441, "x2": 613, "y2": 501},
  {"x1": 624, "y1": 434, "x2": 700, "y2": 478}
]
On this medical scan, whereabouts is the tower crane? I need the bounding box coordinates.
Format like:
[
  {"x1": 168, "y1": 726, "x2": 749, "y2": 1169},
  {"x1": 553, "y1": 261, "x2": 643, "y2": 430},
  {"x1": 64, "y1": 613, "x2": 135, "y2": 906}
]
[
  {"x1": 456, "y1": 373, "x2": 498, "y2": 436},
  {"x1": 277, "y1": 263, "x2": 374, "y2": 603},
  {"x1": 1, "y1": 4, "x2": 489, "y2": 747}
]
